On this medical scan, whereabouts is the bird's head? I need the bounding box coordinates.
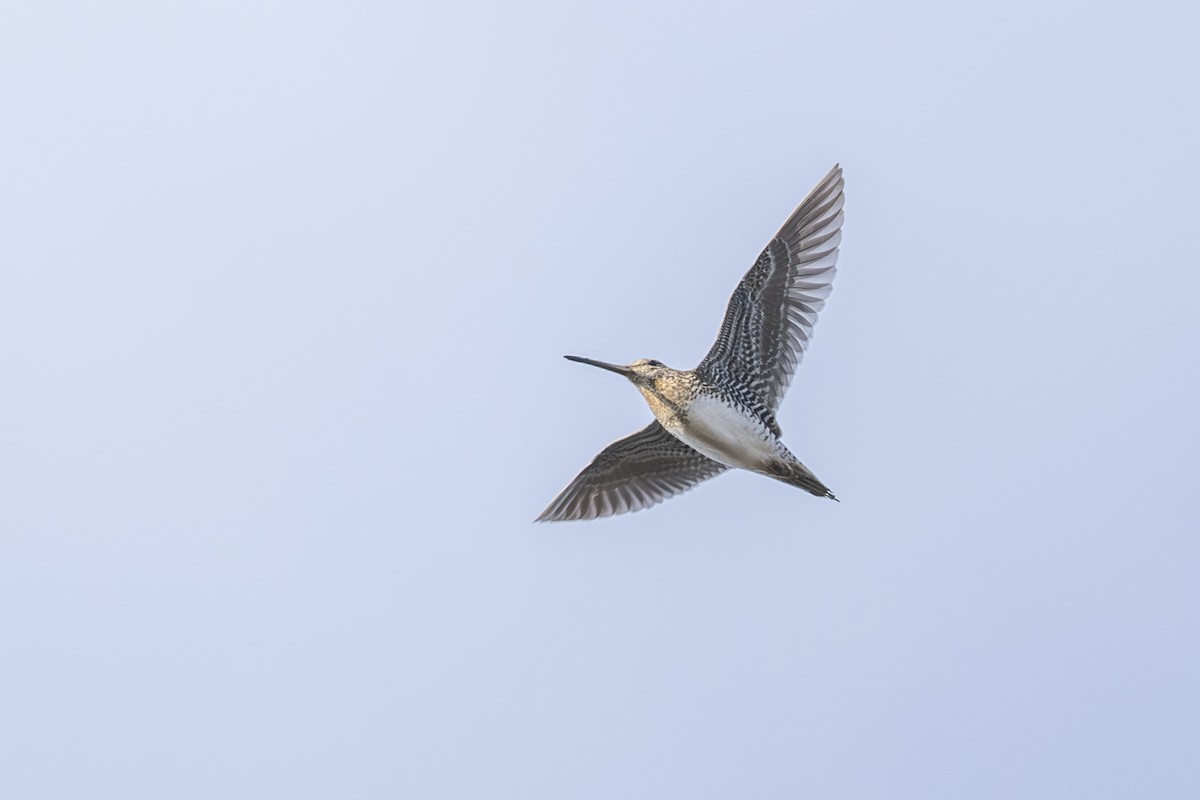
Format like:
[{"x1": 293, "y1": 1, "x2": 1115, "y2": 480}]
[{"x1": 564, "y1": 355, "x2": 672, "y2": 386}]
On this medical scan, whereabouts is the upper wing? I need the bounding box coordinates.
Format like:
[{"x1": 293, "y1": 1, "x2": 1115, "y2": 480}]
[
  {"x1": 536, "y1": 421, "x2": 728, "y2": 522},
  {"x1": 696, "y1": 164, "x2": 843, "y2": 415}
]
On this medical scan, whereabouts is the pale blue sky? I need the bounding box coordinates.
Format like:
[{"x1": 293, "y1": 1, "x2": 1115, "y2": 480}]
[{"x1": 3, "y1": 1, "x2": 1198, "y2": 797}]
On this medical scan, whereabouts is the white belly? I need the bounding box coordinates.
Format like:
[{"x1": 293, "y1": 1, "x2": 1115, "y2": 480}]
[{"x1": 670, "y1": 394, "x2": 779, "y2": 470}]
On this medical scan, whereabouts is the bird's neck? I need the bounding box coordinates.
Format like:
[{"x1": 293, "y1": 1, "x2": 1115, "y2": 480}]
[{"x1": 636, "y1": 371, "x2": 698, "y2": 427}]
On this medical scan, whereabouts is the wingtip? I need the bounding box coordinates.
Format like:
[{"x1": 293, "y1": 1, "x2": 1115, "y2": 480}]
[{"x1": 535, "y1": 501, "x2": 576, "y2": 522}]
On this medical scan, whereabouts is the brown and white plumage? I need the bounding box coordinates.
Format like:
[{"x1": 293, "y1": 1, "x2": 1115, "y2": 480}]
[{"x1": 537, "y1": 165, "x2": 844, "y2": 522}]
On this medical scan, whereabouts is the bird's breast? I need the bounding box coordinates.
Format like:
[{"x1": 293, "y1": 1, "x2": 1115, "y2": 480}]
[{"x1": 668, "y1": 393, "x2": 779, "y2": 470}]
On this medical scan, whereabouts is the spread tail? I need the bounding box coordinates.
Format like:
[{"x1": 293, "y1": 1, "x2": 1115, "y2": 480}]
[{"x1": 764, "y1": 458, "x2": 838, "y2": 501}]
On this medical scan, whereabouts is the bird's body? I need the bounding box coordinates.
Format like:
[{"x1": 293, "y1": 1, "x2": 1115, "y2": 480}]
[
  {"x1": 670, "y1": 389, "x2": 779, "y2": 471},
  {"x1": 633, "y1": 370, "x2": 789, "y2": 476},
  {"x1": 537, "y1": 165, "x2": 844, "y2": 522}
]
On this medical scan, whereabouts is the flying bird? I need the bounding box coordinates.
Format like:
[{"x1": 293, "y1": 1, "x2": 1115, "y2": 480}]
[{"x1": 537, "y1": 165, "x2": 844, "y2": 522}]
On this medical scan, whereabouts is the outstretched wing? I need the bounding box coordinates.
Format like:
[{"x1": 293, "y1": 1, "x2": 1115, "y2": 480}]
[
  {"x1": 697, "y1": 164, "x2": 843, "y2": 416},
  {"x1": 536, "y1": 421, "x2": 728, "y2": 522}
]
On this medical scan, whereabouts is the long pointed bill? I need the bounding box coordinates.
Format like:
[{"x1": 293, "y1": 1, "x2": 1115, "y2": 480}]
[{"x1": 564, "y1": 355, "x2": 633, "y2": 377}]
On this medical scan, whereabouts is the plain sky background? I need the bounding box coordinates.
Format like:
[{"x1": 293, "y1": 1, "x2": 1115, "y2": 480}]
[{"x1": 3, "y1": 1, "x2": 1198, "y2": 797}]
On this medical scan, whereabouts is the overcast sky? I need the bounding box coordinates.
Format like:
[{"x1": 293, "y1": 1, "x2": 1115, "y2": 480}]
[{"x1": 3, "y1": 1, "x2": 1198, "y2": 798}]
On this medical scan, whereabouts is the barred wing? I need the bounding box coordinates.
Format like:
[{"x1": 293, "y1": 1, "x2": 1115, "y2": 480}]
[
  {"x1": 536, "y1": 421, "x2": 728, "y2": 522},
  {"x1": 697, "y1": 164, "x2": 843, "y2": 416}
]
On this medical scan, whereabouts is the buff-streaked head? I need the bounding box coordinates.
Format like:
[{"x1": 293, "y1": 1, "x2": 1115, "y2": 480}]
[{"x1": 563, "y1": 355, "x2": 674, "y2": 385}]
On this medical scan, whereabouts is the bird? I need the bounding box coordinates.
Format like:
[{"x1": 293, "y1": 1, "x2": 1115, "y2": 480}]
[{"x1": 536, "y1": 164, "x2": 844, "y2": 522}]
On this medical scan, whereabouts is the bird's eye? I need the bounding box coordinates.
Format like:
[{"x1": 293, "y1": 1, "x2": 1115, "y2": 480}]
[{"x1": 647, "y1": 360, "x2": 662, "y2": 367}]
